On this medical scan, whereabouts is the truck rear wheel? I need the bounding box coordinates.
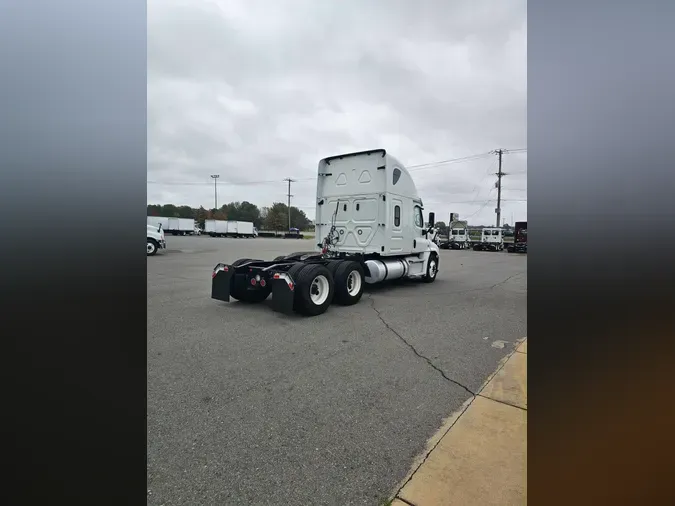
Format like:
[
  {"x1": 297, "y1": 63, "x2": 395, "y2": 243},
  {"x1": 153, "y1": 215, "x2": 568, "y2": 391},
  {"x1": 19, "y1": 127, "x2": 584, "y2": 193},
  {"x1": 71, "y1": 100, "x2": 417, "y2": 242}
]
[
  {"x1": 330, "y1": 261, "x2": 365, "y2": 305},
  {"x1": 293, "y1": 263, "x2": 334, "y2": 316}
]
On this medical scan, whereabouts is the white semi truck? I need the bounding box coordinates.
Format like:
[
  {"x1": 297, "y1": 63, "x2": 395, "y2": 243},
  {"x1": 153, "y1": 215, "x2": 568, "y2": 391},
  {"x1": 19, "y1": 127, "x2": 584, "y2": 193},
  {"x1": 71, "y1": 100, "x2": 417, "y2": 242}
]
[
  {"x1": 448, "y1": 220, "x2": 471, "y2": 249},
  {"x1": 211, "y1": 149, "x2": 440, "y2": 316},
  {"x1": 205, "y1": 220, "x2": 258, "y2": 238},
  {"x1": 473, "y1": 227, "x2": 504, "y2": 251}
]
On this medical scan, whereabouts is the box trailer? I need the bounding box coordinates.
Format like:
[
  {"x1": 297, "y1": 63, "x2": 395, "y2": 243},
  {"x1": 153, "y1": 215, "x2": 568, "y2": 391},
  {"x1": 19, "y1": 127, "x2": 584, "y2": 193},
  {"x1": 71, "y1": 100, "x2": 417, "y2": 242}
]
[
  {"x1": 205, "y1": 219, "x2": 229, "y2": 237},
  {"x1": 235, "y1": 221, "x2": 255, "y2": 238},
  {"x1": 166, "y1": 218, "x2": 196, "y2": 236},
  {"x1": 147, "y1": 216, "x2": 170, "y2": 231},
  {"x1": 211, "y1": 149, "x2": 440, "y2": 317}
]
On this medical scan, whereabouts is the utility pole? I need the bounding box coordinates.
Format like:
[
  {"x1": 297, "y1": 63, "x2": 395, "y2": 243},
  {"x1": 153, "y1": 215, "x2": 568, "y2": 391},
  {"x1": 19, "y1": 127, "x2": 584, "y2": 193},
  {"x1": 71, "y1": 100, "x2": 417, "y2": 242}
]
[
  {"x1": 283, "y1": 177, "x2": 295, "y2": 231},
  {"x1": 494, "y1": 149, "x2": 505, "y2": 228},
  {"x1": 210, "y1": 174, "x2": 220, "y2": 211}
]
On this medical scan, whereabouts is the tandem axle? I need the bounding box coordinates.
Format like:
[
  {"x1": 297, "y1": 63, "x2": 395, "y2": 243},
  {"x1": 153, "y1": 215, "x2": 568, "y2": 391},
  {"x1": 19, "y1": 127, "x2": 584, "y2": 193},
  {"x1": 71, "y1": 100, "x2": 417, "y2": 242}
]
[{"x1": 211, "y1": 251, "x2": 439, "y2": 317}]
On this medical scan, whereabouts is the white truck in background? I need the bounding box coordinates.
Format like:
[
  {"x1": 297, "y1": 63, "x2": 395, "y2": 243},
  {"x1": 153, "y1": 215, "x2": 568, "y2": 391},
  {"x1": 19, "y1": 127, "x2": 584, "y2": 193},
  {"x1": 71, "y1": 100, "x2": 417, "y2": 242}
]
[
  {"x1": 147, "y1": 216, "x2": 169, "y2": 231},
  {"x1": 448, "y1": 220, "x2": 471, "y2": 249},
  {"x1": 211, "y1": 148, "x2": 440, "y2": 317},
  {"x1": 206, "y1": 220, "x2": 258, "y2": 238},
  {"x1": 147, "y1": 216, "x2": 196, "y2": 236},
  {"x1": 473, "y1": 227, "x2": 504, "y2": 251},
  {"x1": 167, "y1": 218, "x2": 196, "y2": 236}
]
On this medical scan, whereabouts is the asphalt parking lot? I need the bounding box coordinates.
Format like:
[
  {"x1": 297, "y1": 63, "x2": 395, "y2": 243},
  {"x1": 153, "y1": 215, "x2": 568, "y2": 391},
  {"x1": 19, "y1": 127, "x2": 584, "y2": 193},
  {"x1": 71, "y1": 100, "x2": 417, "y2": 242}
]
[{"x1": 147, "y1": 236, "x2": 527, "y2": 505}]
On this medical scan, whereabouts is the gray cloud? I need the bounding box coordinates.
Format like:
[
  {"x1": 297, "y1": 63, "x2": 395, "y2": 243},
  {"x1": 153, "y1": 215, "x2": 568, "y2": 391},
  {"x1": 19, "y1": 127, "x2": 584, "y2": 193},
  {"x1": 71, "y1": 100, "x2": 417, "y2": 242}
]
[{"x1": 148, "y1": 0, "x2": 526, "y2": 224}]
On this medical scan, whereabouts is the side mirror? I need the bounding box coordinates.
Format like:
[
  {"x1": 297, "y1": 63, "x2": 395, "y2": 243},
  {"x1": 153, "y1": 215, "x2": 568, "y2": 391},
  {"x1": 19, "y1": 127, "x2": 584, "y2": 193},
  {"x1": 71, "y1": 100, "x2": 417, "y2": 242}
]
[{"x1": 428, "y1": 212, "x2": 435, "y2": 227}]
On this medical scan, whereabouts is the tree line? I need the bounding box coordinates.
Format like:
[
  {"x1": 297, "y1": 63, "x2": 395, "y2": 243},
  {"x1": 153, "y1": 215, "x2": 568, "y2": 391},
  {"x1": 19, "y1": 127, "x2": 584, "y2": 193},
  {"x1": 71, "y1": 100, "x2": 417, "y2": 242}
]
[{"x1": 147, "y1": 201, "x2": 313, "y2": 231}]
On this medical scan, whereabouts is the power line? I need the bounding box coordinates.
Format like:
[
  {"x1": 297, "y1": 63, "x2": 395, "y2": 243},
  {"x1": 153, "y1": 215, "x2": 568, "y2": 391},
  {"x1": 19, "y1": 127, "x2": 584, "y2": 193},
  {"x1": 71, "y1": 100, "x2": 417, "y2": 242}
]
[
  {"x1": 406, "y1": 152, "x2": 494, "y2": 172},
  {"x1": 292, "y1": 197, "x2": 527, "y2": 209},
  {"x1": 146, "y1": 148, "x2": 526, "y2": 186}
]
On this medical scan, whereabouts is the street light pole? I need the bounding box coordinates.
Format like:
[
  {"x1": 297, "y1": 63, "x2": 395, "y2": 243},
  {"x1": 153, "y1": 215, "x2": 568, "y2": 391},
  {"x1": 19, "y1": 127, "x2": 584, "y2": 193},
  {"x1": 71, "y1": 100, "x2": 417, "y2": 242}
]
[{"x1": 210, "y1": 174, "x2": 220, "y2": 211}]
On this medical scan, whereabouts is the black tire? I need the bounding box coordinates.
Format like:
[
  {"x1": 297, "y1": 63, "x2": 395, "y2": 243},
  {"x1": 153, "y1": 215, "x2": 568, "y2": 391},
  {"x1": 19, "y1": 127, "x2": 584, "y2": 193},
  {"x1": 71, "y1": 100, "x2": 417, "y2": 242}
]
[
  {"x1": 147, "y1": 239, "x2": 158, "y2": 256},
  {"x1": 293, "y1": 263, "x2": 334, "y2": 316},
  {"x1": 332, "y1": 261, "x2": 365, "y2": 305},
  {"x1": 423, "y1": 254, "x2": 439, "y2": 283}
]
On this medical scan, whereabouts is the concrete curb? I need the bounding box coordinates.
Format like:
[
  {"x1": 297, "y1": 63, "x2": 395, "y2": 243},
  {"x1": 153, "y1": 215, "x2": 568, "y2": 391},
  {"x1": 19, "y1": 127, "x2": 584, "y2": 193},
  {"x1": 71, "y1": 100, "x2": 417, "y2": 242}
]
[{"x1": 389, "y1": 337, "x2": 527, "y2": 506}]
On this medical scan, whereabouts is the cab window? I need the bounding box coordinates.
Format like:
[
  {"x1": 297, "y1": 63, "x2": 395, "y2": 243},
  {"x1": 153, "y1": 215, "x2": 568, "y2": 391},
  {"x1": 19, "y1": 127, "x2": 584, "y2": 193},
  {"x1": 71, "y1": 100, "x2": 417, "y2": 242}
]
[{"x1": 492, "y1": 230, "x2": 500, "y2": 236}]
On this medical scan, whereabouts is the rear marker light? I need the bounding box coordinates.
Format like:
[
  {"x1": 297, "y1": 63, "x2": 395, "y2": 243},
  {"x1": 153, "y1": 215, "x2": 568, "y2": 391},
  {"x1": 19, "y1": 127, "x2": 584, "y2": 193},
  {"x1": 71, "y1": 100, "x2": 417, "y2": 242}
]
[
  {"x1": 260, "y1": 279, "x2": 266, "y2": 287},
  {"x1": 250, "y1": 278, "x2": 257, "y2": 286}
]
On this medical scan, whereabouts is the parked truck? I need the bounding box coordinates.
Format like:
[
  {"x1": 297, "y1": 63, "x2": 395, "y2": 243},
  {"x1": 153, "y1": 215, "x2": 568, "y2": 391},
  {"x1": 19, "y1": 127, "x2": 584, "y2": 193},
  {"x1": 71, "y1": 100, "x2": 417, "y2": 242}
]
[
  {"x1": 147, "y1": 216, "x2": 195, "y2": 236},
  {"x1": 147, "y1": 216, "x2": 169, "y2": 231},
  {"x1": 507, "y1": 221, "x2": 527, "y2": 253},
  {"x1": 473, "y1": 227, "x2": 504, "y2": 251},
  {"x1": 147, "y1": 224, "x2": 166, "y2": 256},
  {"x1": 447, "y1": 220, "x2": 470, "y2": 249},
  {"x1": 205, "y1": 219, "x2": 257, "y2": 238},
  {"x1": 211, "y1": 149, "x2": 440, "y2": 317}
]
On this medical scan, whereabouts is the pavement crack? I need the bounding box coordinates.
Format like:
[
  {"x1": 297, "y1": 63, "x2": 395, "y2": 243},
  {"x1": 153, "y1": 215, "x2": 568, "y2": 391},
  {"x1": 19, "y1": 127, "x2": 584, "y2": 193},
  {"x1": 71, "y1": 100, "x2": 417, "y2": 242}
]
[
  {"x1": 489, "y1": 271, "x2": 525, "y2": 289},
  {"x1": 368, "y1": 295, "x2": 476, "y2": 398}
]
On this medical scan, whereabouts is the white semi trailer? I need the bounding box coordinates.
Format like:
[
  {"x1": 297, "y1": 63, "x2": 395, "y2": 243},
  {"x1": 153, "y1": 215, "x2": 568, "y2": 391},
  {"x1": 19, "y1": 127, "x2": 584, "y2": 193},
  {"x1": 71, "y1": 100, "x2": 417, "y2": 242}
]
[{"x1": 211, "y1": 149, "x2": 440, "y2": 316}]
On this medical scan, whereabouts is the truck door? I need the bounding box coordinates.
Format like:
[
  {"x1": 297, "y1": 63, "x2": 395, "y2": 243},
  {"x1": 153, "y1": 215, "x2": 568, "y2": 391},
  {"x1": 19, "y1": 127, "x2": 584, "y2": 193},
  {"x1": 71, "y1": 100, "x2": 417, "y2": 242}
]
[
  {"x1": 413, "y1": 204, "x2": 424, "y2": 252},
  {"x1": 390, "y1": 198, "x2": 404, "y2": 253}
]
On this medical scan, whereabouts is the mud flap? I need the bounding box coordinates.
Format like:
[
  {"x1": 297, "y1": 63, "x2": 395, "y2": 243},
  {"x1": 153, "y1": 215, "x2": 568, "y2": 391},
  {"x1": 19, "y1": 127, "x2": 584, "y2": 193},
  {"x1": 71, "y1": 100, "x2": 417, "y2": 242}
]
[
  {"x1": 211, "y1": 265, "x2": 233, "y2": 302},
  {"x1": 271, "y1": 278, "x2": 295, "y2": 314}
]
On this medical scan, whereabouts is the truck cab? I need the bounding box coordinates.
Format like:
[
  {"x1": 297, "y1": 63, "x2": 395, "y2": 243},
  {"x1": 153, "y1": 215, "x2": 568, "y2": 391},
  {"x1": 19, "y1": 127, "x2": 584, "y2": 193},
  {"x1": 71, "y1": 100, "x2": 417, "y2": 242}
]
[
  {"x1": 147, "y1": 224, "x2": 166, "y2": 256},
  {"x1": 507, "y1": 221, "x2": 527, "y2": 253},
  {"x1": 473, "y1": 227, "x2": 504, "y2": 251},
  {"x1": 314, "y1": 149, "x2": 439, "y2": 259},
  {"x1": 448, "y1": 222, "x2": 470, "y2": 249}
]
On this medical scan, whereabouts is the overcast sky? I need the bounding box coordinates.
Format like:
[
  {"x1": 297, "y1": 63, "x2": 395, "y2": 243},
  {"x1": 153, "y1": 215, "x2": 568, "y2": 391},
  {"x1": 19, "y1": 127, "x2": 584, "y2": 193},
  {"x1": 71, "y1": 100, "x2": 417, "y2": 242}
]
[{"x1": 148, "y1": 0, "x2": 526, "y2": 225}]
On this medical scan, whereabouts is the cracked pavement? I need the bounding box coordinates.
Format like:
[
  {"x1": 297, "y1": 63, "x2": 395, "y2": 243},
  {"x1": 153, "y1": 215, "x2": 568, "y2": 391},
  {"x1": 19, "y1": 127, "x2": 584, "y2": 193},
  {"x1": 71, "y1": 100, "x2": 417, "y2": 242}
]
[{"x1": 148, "y1": 237, "x2": 527, "y2": 505}]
